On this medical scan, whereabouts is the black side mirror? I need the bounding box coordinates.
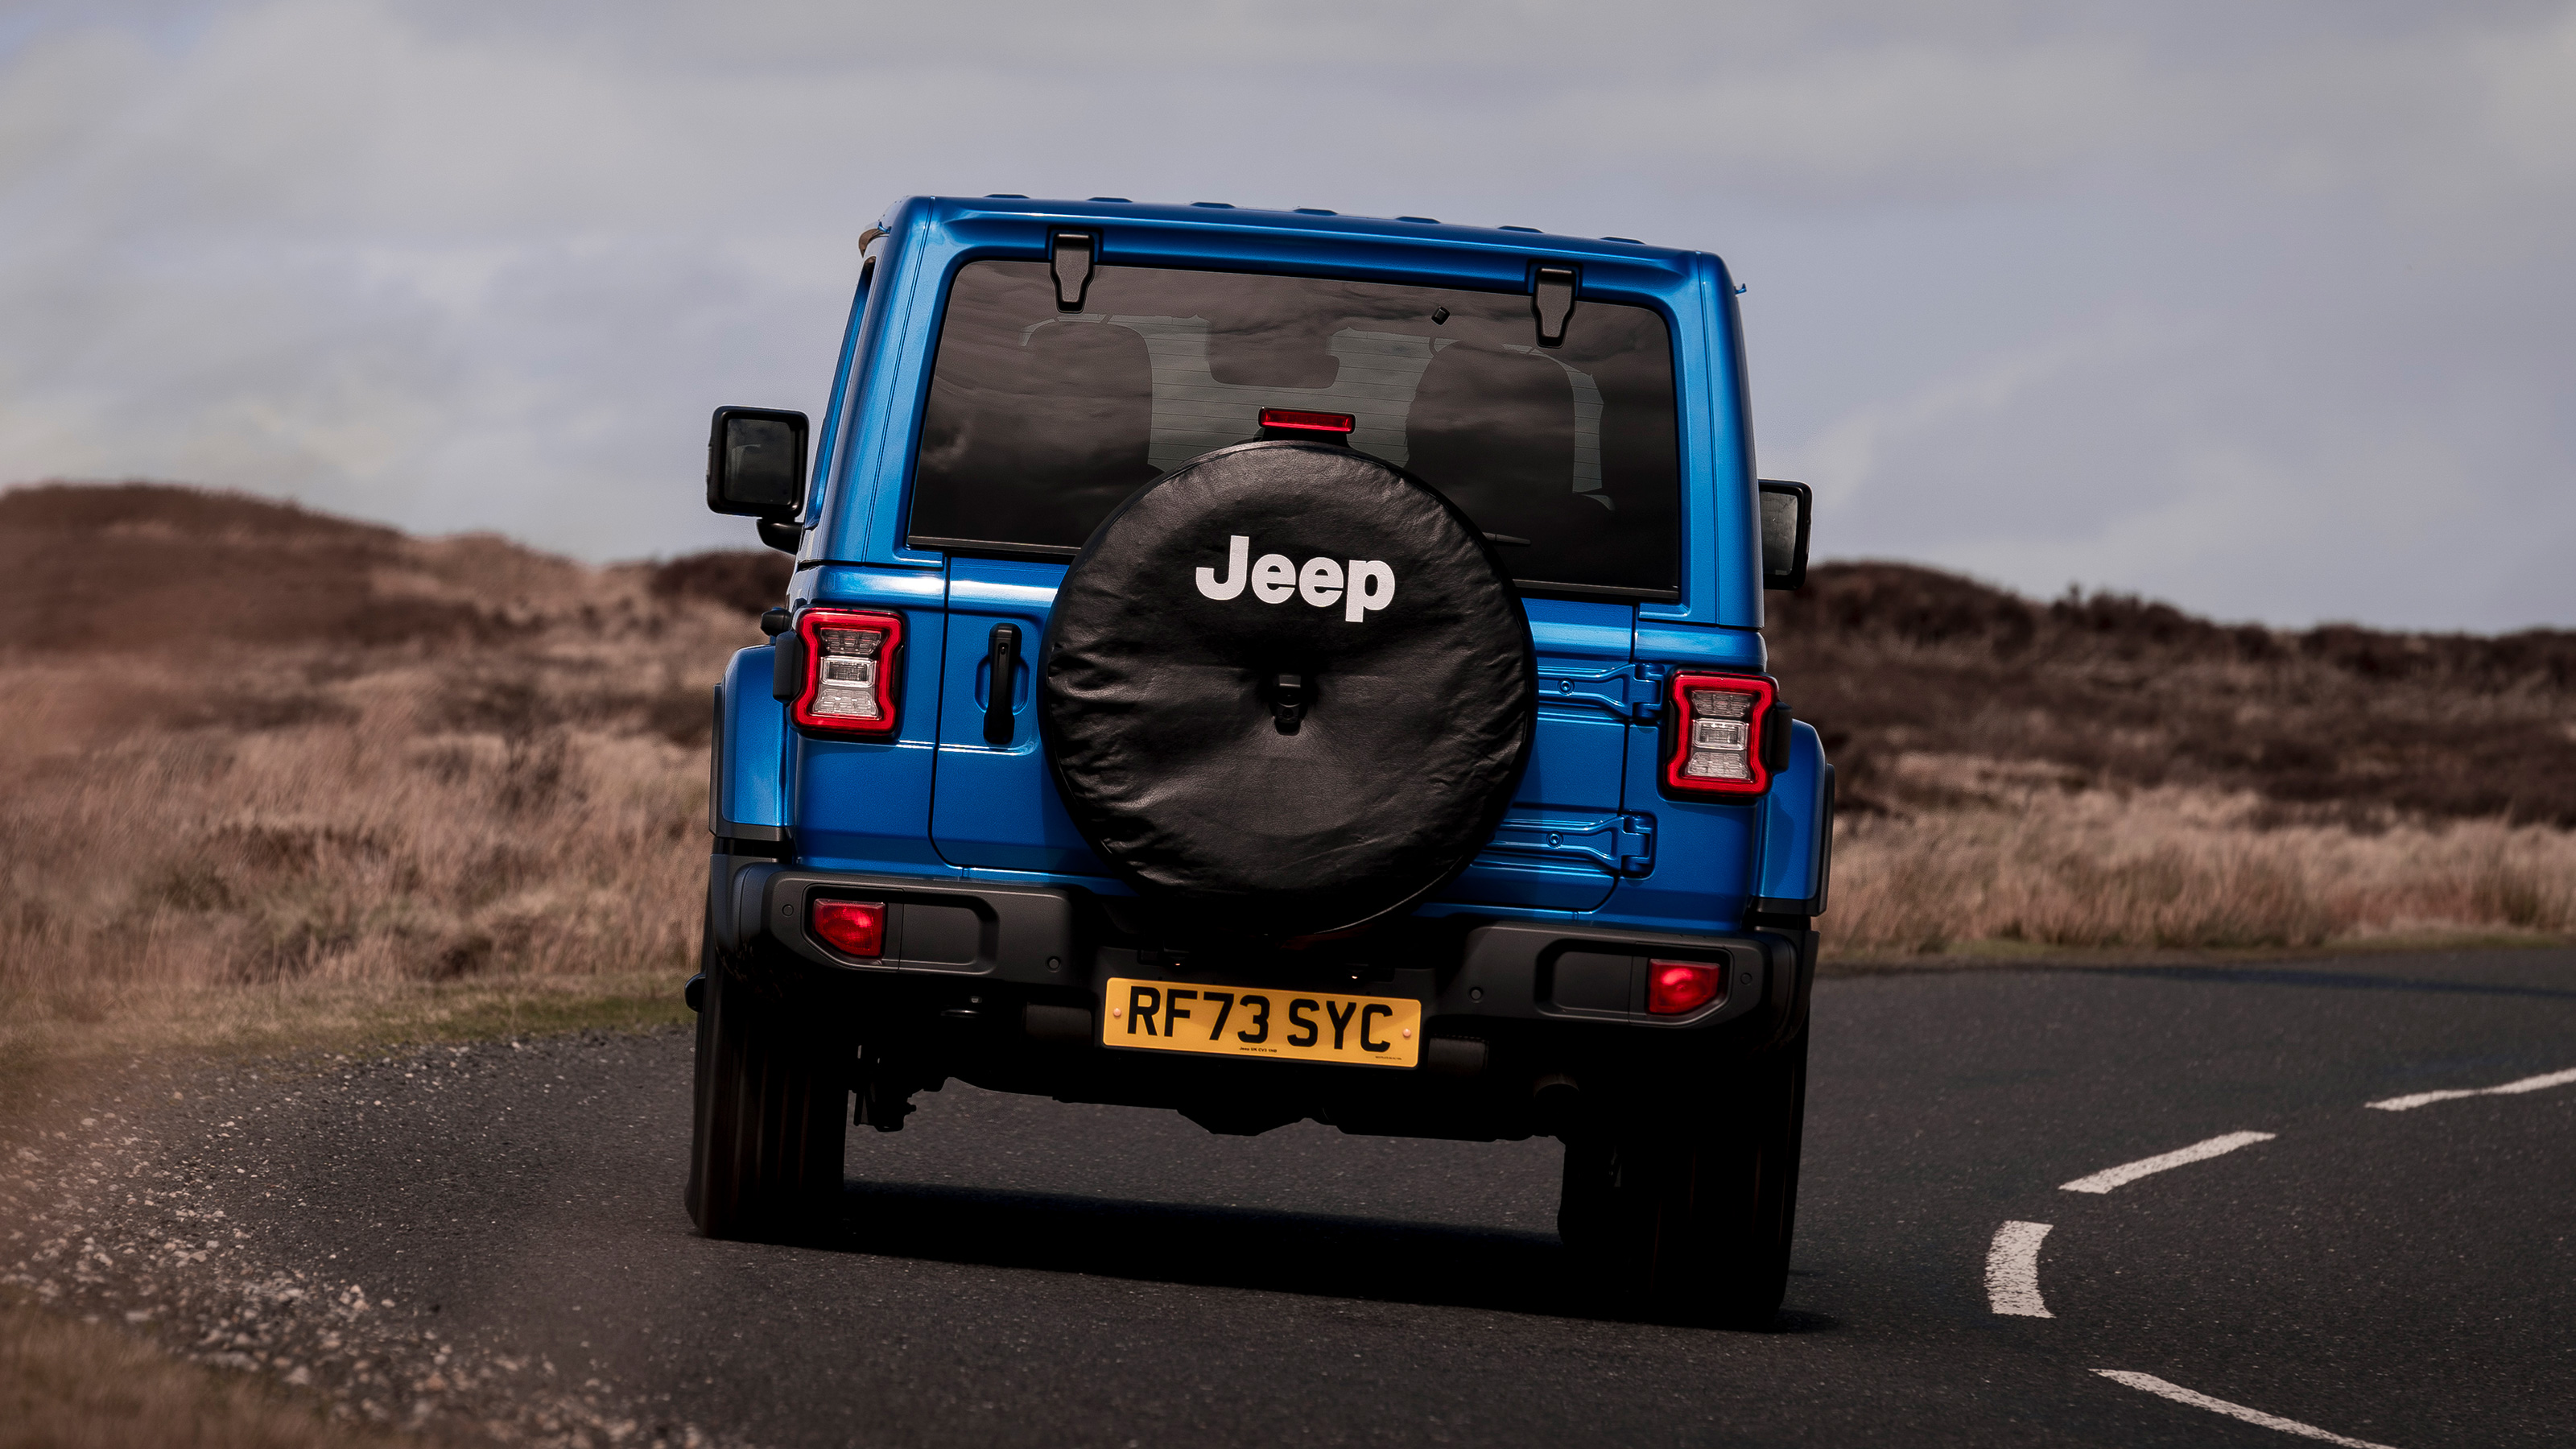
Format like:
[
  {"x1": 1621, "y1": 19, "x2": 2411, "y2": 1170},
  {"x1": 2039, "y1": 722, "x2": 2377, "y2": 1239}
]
[
  {"x1": 1757, "y1": 479, "x2": 1811, "y2": 591},
  {"x1": 707, "y1": 407, "x2": 809, "y2": 552}
]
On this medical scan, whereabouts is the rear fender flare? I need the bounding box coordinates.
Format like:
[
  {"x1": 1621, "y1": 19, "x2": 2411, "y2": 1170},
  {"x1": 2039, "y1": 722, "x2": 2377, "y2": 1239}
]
[
  {"x1": 1752, "y1": 721, "x2": 1831, "y2": 918},
  {"x1": 712, "y1": 646, "x2": 789, "y2": 842}
]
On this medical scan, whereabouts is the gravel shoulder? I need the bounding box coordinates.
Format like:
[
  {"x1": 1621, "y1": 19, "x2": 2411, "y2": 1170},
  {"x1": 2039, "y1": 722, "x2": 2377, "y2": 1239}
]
[{"x1": 2, "y1": 1033, "x2": 732, "y2": 1449}]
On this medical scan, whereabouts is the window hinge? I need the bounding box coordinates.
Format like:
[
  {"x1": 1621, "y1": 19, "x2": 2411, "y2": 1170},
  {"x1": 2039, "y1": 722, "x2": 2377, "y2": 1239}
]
[{"x1": 1532, "y1": 265, "x2": 1577, "y2": 347}]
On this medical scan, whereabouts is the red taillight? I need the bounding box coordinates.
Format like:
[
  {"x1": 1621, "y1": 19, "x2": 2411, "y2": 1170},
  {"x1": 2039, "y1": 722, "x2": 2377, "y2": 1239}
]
[
  {"x1": 1662, "y1": 672, "x2": 1777, "y2": 797},
  {"x1": 811, "y1": 899, "x2": 885, "y2": 958},
  {"x1": 1258, "y1": 407, "x2": 1355, "y2": 436},
  {"x1": 791, "y1": 609, "x2": 902, "y2": 738},
  {"x1": 1646, "y1": 959, "x2": 1724, "y2": 1015}
]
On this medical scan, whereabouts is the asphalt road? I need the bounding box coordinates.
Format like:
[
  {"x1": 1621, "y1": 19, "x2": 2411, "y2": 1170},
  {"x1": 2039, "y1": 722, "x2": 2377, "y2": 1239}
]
[{"x1": 188, "y1": 950, "x2": 2576, "y2": 1447}]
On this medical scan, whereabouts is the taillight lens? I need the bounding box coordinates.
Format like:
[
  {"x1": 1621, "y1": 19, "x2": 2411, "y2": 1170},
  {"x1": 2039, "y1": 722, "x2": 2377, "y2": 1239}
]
[
  {"x1": 1646, "y1": 959, "x2": 1724, "y2": 1015},
  {"x1": 811, "y1": 899, "x2": 885, "y2": 958},
  {"x1": 1662, "y1": 672, "x2": 1776, "y2": 796},
  {"x1": 791, "y1": 609, "x2": 902, "y2": 737}
]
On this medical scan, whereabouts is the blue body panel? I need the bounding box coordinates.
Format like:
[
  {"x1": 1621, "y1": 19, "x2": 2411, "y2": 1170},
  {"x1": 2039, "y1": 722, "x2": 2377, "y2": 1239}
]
[
  {"x1": 715, "y1": 646, "x2": 787, "y2": 833},
  {"x1": 721, "y1": 195, "x2": 1831, "y2": 939}
]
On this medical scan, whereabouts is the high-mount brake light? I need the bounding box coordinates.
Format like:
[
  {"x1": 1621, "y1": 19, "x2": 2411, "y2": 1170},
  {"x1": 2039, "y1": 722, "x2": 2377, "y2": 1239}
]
[
  {"x1": 1257, "y1": 407, "x2": 1355, "y2": 436},
  {"x1": 811, "y1": 899, "x2": 885, "y2": 958},
  {"x1": 1646, "y1": 959, "x2": 1724, "y2": 1015},
  {"x1": 791, "y1": 609, "x2": 903, "y2": 738},
  {"x1": 1662, "y1": 672, "x2": 1777, "y2": 796}
]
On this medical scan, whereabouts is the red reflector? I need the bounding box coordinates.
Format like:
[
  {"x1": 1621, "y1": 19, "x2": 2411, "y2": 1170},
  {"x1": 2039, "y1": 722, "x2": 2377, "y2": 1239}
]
[
  {"x1": 811, "y1": 900, "x2": 885, "y2": 958},
  {"x1": 1258, "y1": 407, "x2": 1355, "y2": 434},
  {"x1": 1646, "y1": 960, "x2": 1724, "y2": 1015}
]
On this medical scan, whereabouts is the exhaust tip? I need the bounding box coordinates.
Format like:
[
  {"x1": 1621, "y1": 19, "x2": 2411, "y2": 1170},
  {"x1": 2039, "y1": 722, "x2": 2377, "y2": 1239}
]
[{"x1": 1530, "y1": 1072, "x2": 1582, "y2": 1137}]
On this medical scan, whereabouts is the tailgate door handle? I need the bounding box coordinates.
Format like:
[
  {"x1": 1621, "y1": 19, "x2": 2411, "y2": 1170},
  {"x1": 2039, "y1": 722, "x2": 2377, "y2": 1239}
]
[{"x1": 984, "y1": 624, "x2": 1021, "y2": 744}]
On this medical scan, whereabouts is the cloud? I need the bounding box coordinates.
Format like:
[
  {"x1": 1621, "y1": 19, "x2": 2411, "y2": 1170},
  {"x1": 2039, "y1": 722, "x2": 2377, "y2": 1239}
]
[{"x1": 1, "y1": 0, "x2": 2571, "y2": 625}]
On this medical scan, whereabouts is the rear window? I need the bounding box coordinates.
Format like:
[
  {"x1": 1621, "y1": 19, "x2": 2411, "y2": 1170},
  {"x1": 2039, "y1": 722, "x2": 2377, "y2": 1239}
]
[{"x1": 907, "y1": 260, "x2": 1681, "y2": 598}]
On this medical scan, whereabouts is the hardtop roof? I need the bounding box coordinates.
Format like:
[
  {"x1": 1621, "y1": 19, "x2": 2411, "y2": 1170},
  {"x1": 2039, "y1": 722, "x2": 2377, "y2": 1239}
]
[{"x1": 894, "y1": 194, "x2": 1712, "y2": 272}]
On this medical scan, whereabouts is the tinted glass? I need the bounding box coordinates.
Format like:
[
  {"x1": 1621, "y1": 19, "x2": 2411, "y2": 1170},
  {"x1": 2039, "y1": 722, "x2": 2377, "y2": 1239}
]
[
  {"x1": 1761, "y1": 489, "x2": 1800, "y2": 572},
  {"x1": 722, "y1": 418, "x2": 801, "y2": 510},
  {"x1": 909, "y1": 261, "x2": 1681, "y2": 597}
]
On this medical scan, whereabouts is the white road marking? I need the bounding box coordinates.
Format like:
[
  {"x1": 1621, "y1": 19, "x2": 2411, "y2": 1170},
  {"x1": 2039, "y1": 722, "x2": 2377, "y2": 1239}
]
[
  {"x1": 2368, "y1": 1065, "x2": 2576, "y2": 1112},
  {"x1": 2059, "y1": 1130, "x2": 2277, "y2": 1194},
  {"x1": 1984, "y1": 1221, "x2": 2054, "y2": 1317},
  {"x1": 2095, "y1": 1370, "x2": 2401, "y2": 1448}
]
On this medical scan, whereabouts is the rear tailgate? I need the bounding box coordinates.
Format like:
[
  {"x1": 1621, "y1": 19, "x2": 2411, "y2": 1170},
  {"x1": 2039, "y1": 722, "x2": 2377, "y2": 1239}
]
[
  {"x1": 1433, "y1": 597, "x2": 1642, "y2": 911},
  {"x1": 927, "y1": 555, "x2": 1106, "y2": 876}
]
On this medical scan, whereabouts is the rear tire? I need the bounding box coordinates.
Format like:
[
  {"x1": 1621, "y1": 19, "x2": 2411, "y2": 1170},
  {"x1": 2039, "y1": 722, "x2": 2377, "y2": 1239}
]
[
  {"x1": 685, "y1": 938, "x2": 852, "y2": 1241},
  {"x1": 1558, "y1": 1029, "x2": 1807, "y2": 1328}
]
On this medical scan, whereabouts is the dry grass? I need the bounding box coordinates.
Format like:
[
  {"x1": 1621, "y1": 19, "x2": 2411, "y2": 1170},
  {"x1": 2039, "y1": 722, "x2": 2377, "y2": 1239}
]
[
  {"x1": 0, "y1": 483, "x2": 773, "y2": 1076},
  {"x1": 0, "y1": 1294, "x2": 410, "y2": 1449},
  {"x1": 1768, "y1": 560, "x2": 2576, "y2": 960},
  {"x1": 1825, "y1": 758, "x2": 2576, "y2": 958}
]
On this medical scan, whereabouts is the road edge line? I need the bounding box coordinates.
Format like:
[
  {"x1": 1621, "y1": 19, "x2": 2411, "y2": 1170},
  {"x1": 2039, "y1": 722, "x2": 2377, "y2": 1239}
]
[
  {"x1": 2368, "y1": 1065, "x2": 2576, "y2": 1112},
  {"x1": 2093, "y1": 1370, "x2": 2400, "y2": 1448},
  {"x1": 2059, "y1": 1131, "x2": 2277, "y2": 1194}
]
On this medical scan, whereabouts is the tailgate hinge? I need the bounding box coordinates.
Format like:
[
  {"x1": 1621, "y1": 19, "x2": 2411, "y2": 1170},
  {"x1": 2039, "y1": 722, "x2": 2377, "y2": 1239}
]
[
  {"x1": 1612, "y1": 813, "x2": 1657, "y2": 875},
  {"x1": 1626, "y1": 663, "x2": 1670, "y2": 719},
  {"x1": 1484, "y1": 811, "x2": 1658, "y2": 877},
  {"x1": 1535, "y1": 662, "x2": 1670, "y2": 721}
]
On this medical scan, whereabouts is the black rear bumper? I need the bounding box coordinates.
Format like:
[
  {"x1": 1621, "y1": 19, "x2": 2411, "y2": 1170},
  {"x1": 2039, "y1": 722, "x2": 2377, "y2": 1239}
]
[{"x1": 706, "y1": 854, "x2": 1816, "y2": 1140}]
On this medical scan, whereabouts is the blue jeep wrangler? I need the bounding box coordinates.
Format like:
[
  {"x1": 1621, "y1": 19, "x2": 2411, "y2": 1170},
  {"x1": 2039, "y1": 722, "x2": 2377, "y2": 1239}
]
[{"x1": 686, "y1": 195, "x2": 1832, "y2": 1327}]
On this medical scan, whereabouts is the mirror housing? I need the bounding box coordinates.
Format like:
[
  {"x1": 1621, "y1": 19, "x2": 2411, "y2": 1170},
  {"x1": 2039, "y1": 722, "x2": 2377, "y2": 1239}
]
[
  {"x1": 1757, "y1": 479, "x2": 1811, "y2": 591},
  {"x1": 706, "y1": 406, "x2": 809, "y2": 521}
]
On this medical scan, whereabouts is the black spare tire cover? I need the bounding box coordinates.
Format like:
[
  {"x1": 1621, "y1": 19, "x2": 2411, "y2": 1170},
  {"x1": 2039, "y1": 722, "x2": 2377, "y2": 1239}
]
[{"x1": 1041, "y1": 440, "x2": 1536, "y2": 939}]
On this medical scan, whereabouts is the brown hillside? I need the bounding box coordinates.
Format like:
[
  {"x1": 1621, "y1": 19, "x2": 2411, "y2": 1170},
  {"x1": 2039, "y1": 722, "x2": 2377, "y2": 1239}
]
[
  {"x1": 0, "y1": 481, "x2": 791, "y2": 657},
  {"x1": 0, "y1": 482, "x2": 782, "y2": 997},
  {"x1": 0, "y1": 483, "x2": 2565, "y2": 985},
  {"x1": 1769, "y1": 562, "x2": 2576, "y2": 827},
  {"x1": 0, "y1": 481, "x2": 489, "y2": 653},
  {"x1": 0, "y1": 482, "x2": 790, "y2": 749}
]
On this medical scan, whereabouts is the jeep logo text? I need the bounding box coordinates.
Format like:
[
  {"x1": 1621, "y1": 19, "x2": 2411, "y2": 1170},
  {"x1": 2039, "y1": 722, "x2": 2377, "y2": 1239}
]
[{"x1": 1193, "y1": 535, "x2": 1395, "y2": 623}]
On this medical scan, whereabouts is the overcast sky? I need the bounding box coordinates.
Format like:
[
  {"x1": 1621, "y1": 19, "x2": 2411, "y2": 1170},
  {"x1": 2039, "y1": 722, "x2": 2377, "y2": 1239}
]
[{"x1": 4, "y1": 1, "x2": 2571, "y2": 629}]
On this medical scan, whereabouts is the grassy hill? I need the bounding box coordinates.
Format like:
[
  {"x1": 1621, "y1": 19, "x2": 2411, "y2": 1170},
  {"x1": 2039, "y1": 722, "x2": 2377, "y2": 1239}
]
[
  {"x1": 0, "y1": 483, "x2": 786, "y2": 1066},
  {"x1": 1767, "y1": 562, "x2": 2576, "y2": 952},
  {"x1": 0, "y1": 482, "x2": 2566, "y2": 1037},
  {"x1": 1769, "y1": 561, "x2": 2576, "y2": 826}
]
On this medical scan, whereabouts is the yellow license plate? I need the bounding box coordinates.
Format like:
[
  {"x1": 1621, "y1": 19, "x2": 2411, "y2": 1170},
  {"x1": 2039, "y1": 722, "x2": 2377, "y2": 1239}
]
[{"x1": 1101, "y1": 976, "x2": 1421, "y2": 1068}]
